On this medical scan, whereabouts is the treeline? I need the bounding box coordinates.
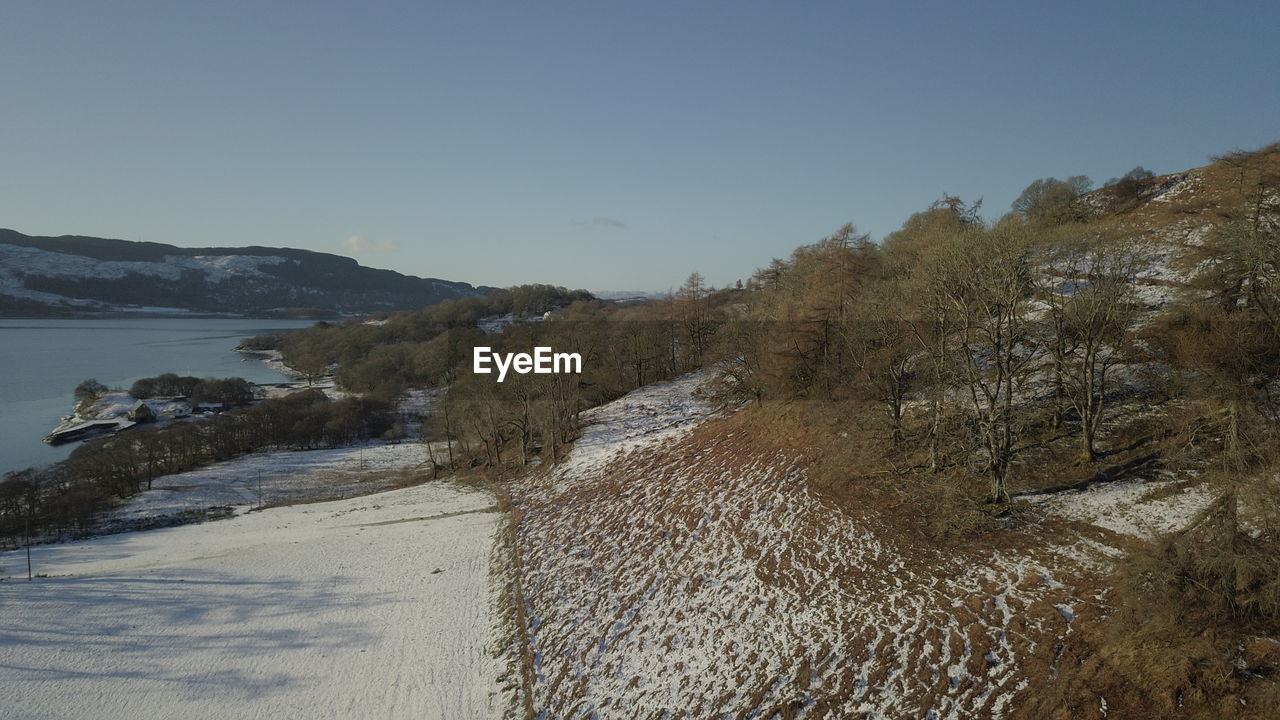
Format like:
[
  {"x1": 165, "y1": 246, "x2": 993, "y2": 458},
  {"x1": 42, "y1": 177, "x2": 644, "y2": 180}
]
[
  {"x1": 430, "y1": 273, "x2": 735, "y2": 469},
  {"x1": 128, "y1": 373, "x2": 253, "y2": 407},
  {"x1": 705, "y1": 147, "x2": 1279, "y2": 515},
  {"x1": 244, "y1": 284, "x2": 593, "y2": 394},
  {"x1": 413, "y1": 169, "x2": 1190, "y2": 483},
  {"x1": 249, "y1": 273, "x2": 734, "y2": 473},
  {"x1": 74, "y1": 374, "x2": 255, "y2": 408},
  {"x1": 711, "y1": 208, "x2": 1113, "y2": 505},
  {"x1": 1077, "y1": 146, "x2": 1280, "y2": 715},
  {"x1": 0, "y1": 390, "x2": 393, "y2": 546}
]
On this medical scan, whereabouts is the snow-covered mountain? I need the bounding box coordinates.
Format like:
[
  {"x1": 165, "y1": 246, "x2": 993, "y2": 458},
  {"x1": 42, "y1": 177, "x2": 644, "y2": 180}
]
[{"x1": 0, "y1": 229, "x2": 494, "y2": 316}]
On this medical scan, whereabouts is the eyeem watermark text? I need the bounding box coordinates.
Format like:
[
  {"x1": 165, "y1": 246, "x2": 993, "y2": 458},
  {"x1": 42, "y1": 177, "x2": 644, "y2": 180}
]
[{"x1": 474, "y1": 346, "x2": 582, "y2": 382}]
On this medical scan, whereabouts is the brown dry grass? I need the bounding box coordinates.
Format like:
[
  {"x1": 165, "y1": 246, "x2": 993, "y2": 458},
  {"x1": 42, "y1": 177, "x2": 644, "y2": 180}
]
[
  {"x1": 257, "y1": 468, "x2": 433, "y2": 510},
  {"x1": 675, "y1": 397, "x2": 1280, "y2": 718},
  {"x1": 1087, "y1": 146, "x2": 1279, "y2": 243}
]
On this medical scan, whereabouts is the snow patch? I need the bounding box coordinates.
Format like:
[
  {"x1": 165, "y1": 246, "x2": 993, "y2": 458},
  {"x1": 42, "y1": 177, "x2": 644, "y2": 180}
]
[
  {"x1": 0, "y1": 244, "x2": 290, "y2": 307},
  {"x1": 1150, "y1": 173, "x2": 1200, "y2": 203},
  {"x1": 1030, "y1": 479, "x2": 1213, "y2": 538}
]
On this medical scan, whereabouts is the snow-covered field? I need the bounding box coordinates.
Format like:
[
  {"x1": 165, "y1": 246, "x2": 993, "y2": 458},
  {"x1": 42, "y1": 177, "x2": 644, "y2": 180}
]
[
  {"x1": 55, "y1": 381, "x2": 437, "y2": 533},
  {"x1": 0, "y1": 480, "x2": 506, "y2": 720},
  {"x1": 102, "y1": 440, "x2": 436, "y2": 529}
]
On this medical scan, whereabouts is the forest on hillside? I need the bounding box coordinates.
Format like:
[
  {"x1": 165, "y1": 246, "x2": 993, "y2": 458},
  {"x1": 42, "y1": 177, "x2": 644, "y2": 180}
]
[{"x1": 418, "y1": 142, "x2": 1279, "y2": 715}]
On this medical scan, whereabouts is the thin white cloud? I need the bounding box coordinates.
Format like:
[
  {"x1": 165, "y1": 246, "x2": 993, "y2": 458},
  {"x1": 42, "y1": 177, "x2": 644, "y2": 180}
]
[
  {"x1": 571, "y1": 217, "x2": 628, "y2": 230},
  {"x1": 339, "y1": 235, "x2": 399, "y2": 255}
]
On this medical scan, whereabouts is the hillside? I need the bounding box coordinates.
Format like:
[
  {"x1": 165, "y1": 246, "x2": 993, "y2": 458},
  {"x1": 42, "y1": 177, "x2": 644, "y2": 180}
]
[
  {"x1": 3, "y1": 144, "x2": 1279, "y2": 719},
  {"x1": 0, "y1": 229, "x2": 495, "y2": 317},
  {"x1": 1079, "y1": 149, "x2": 1279, "y2": 300},
  {"x1": 484, "y1": 145, "x2": 1280, "y2": 717},
  {"x1": 508, "y1": 374, "x2": 1098, "y2": 717}
]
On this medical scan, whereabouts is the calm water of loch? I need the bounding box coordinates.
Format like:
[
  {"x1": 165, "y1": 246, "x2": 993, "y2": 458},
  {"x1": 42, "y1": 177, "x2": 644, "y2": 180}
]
[{"x1": 0, "y1": 318, "x2": 312, "y2": 476}]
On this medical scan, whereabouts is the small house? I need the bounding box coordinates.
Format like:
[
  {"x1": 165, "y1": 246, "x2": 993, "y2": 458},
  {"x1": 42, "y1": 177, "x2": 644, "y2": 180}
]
[{"x1": 128, "y1": 400, "x2": 156, "y2": 423}]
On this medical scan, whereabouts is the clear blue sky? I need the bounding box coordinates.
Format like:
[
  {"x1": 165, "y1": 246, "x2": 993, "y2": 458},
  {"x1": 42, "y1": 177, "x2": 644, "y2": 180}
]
[{"x1": 2, "y1": 1, "x2": 1277, "y2": 292}]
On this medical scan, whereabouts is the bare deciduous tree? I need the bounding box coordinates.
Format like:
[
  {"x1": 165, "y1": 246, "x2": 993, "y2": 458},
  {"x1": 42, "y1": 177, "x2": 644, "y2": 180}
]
[
  {"x1": 920, "y1": 225, "x2": 1039, "y2": 503},
  {"x1": 841, "y1": 281, "x2": 913, "y2": 444},
  {"x1": 1039, "y1": 244, "x2": 1141, "y2": 463}
]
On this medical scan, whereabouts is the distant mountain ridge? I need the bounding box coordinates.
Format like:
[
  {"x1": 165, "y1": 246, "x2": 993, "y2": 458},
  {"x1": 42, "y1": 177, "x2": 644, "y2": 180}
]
[{"x1": 0, "y1": 229, "x2": 495, "y2": 317}]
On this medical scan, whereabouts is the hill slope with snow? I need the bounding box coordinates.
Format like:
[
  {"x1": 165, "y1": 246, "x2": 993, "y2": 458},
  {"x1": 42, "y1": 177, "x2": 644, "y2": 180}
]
[
  {"x1": 0, "y1": 229, "x2": 493, "y2": 316},
  {"x1": 503, "y1": 372, "x2": 1216, "y2": 718}
]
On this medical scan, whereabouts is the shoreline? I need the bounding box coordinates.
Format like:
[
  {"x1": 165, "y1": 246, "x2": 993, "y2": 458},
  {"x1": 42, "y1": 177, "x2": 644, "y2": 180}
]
[
  {"x1": 0, "y1": 311, "x2": 341, "y2": 321},
  {"x1": 234, "y1": 347, "x2": 306, "y2": 380},
  {"x1": 37, "y1": 337, "x2": 316, "y2": 454},
  {"x1": 43, "y1": 350, "x2": 312, "y2": 445},
  {"x1": 15, "y1": 326, "x2": 415, "y2": 552}
]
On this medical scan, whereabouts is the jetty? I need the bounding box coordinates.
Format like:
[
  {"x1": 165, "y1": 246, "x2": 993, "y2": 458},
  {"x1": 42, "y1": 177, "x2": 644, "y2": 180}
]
[{"x1": 44, "y1": 419, "x2": 136, "y2": 446}]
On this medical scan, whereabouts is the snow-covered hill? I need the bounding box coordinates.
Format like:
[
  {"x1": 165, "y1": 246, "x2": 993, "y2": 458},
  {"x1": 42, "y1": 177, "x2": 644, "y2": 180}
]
[{"x1": 0, "y1": 229, "x2": 492, "y2": 316}]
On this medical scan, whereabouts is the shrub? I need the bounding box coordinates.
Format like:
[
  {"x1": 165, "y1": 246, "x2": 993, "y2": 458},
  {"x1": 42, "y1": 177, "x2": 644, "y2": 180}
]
[{"x1": 73, "y1": 378, "x2": 108, "y2": 404}]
